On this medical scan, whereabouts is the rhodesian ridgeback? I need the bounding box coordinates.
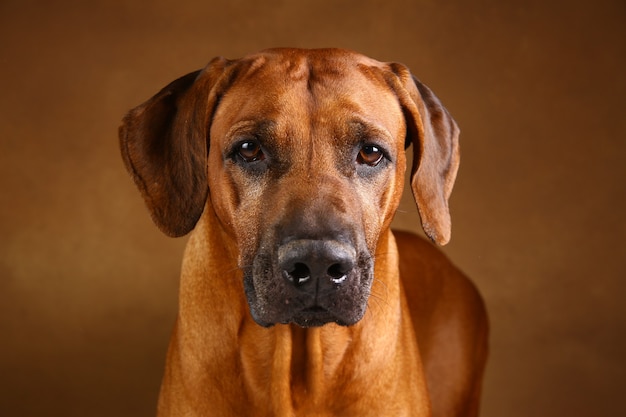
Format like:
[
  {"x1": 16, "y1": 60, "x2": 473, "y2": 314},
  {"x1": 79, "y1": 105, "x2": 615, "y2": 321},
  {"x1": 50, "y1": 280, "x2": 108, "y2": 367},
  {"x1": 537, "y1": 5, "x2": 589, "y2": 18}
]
[{"x1": 120, "y1": 48, "x2": 488, "y2": 417}]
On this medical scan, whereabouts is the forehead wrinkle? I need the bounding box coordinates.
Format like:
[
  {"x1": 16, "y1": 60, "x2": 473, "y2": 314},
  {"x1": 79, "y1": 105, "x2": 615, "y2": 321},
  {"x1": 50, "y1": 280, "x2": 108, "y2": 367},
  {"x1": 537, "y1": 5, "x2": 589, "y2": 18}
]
[
  {"x1": 221, "y1": 53, "x2": 400, "y2": 170},
  {"x1": 223, "y1": 120, "x2": 276, "y2": 146},
  {"x1": 348, "y1": 119, "x2": 394, "y2": 144},
  {"x1": 225, "y1": 120, "x2": 262, "y2": 138}
]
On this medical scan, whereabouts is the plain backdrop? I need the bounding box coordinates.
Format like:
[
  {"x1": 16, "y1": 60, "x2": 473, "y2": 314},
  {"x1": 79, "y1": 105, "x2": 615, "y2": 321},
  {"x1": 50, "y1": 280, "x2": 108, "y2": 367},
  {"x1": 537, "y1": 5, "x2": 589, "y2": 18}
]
[{"x1": 1, "y1": 0, "x2": 624, "y2": 416}]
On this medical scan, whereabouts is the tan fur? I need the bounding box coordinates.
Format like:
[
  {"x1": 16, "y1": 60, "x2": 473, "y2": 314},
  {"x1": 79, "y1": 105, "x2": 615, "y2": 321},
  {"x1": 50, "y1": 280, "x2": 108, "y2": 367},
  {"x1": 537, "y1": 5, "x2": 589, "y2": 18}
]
[{"x1": 120, "y1": 48, "x2": 488, "y2": 416}]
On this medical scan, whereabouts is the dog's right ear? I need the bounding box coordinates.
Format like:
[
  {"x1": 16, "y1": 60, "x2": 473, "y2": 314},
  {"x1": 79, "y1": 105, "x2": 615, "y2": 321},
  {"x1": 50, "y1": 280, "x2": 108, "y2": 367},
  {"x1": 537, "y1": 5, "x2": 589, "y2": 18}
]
[
  {"x1": 384, "y1": 63, "x2": 460, "y2": 246},
  {"x1": 119, "y1": 57, "x2": 229, "y2": 237}
]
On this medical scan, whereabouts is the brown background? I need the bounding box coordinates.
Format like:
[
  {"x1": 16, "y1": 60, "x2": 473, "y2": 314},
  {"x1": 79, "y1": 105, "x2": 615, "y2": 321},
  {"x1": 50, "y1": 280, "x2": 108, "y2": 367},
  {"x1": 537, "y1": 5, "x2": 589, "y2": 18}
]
[{"x1": 1, "y1": 0, "x2": 624, "y2": 416}]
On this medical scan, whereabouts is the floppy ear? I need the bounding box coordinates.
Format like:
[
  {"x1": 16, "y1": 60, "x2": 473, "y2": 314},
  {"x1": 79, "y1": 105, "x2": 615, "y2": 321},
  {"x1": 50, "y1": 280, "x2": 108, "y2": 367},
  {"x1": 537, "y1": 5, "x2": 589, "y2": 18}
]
[
  {"x1": 119, "y1": 57, "x2": 228, "y2": 237},
  {"x1": 387, "y1": 63, "x2": 460, "y2": 245}
]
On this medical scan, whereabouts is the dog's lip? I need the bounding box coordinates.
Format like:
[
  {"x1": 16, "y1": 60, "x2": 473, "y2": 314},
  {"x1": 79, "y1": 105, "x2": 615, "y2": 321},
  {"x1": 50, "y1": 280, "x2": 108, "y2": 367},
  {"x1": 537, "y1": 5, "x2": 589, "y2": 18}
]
[
  {"x1": 284, "y1": 304, "x2": 339, "y2": 327},
  {"x1": 301, "y1": 305, "x2": 328, "y2": 313}
]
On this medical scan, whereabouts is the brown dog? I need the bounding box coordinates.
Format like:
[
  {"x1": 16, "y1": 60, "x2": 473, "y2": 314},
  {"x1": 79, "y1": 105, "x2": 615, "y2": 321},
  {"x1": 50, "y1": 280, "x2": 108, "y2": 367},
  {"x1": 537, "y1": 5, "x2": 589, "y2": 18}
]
[{"x1": 119, "y1": 48, "x2": 488, "y2": 417}]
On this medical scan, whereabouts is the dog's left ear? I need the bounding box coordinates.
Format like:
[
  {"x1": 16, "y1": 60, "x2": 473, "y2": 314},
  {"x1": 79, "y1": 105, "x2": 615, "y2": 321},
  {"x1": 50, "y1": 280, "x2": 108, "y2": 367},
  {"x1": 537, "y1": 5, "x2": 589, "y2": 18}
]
[
  {"x1": 386, "y1": 63, "x2": 460, "y2": 245},
  {"x1": 119, "y1": 57, "x2": 229, "y2": 237}
]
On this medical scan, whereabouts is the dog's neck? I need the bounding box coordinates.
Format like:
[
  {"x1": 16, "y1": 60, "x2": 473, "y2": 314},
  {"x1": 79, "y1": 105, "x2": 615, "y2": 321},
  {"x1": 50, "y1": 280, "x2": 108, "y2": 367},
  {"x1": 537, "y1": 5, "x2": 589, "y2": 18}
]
[{"x1": 168, "y1": 204, "x2": 428, "y2": 415}]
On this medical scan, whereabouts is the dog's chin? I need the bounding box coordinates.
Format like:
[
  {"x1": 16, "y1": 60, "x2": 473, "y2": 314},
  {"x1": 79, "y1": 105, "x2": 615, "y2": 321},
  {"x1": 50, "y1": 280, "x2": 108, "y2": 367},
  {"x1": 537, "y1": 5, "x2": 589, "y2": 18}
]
[
  {"x1": 283, "y1": 306, "x2": 363, "y2": 328},
  {"x1": 248, "y1": 303, "x2": 365, "y2": 328}
]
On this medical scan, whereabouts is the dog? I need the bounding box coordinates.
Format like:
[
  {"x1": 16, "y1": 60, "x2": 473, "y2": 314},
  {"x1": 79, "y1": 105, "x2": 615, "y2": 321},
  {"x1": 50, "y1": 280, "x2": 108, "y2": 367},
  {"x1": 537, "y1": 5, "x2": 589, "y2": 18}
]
[{"x1": 119, "y1": 48, "x2": 488, "y2": 417}]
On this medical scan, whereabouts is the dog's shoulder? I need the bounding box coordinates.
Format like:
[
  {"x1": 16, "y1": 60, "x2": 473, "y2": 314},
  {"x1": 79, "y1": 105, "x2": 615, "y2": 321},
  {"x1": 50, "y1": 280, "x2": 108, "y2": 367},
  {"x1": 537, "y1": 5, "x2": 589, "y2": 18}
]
[{"x1": 393, "y1": 228, "x2": 487, "y2": 335}]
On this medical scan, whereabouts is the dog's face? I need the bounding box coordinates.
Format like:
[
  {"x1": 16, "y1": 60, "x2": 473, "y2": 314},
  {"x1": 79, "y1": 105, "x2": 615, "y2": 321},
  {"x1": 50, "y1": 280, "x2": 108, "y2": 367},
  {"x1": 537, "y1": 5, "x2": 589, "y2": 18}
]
[
  {"x1": 119, "y1": 48, "x2": 460, "y2": 328},
  {"x1": 207, "y1": 51, "x2": 407, "y2": 326}
]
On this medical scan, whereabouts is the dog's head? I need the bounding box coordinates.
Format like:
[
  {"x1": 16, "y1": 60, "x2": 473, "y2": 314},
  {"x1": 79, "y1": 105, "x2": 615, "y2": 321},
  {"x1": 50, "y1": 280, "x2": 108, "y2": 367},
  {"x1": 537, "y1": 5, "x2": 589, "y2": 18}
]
[{"x1": 120, "y1": 48, "x2": 459, "y2": 327}]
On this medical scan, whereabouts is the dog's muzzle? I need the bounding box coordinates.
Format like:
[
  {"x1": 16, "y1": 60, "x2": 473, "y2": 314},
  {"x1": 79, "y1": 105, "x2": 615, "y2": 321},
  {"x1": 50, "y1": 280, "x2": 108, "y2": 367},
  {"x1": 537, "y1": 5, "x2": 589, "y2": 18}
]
[{"x1": 244, "y1": 237, "x2": 374, "y2": 328}]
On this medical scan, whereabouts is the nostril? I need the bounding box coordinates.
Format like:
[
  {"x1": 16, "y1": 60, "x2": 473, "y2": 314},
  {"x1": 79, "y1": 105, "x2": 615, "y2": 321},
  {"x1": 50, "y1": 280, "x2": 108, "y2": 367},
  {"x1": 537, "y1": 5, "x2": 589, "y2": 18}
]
[
  {"x1": 327, "y1": 263, "x2": 349, "y2": 284},
  {"x1": 278, "y1": 239, "x2": 357, "y2": 289},
  {"x1": 292, "y1": 263, "x2": 310, "y2": 280},
  {"x1": 285, "y1": 262, "x2": 311, "y2": 285}
]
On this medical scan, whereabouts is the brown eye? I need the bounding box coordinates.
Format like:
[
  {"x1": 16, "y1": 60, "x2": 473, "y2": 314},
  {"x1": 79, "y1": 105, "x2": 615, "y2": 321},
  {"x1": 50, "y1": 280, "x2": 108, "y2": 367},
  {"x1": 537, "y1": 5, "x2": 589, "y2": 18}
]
[
  {"x1": 357, "y1": 145, "x2": 384, "y2": 166},
  {"x1": 237, "y1": 141, "x2": 264, "y2": 162}
]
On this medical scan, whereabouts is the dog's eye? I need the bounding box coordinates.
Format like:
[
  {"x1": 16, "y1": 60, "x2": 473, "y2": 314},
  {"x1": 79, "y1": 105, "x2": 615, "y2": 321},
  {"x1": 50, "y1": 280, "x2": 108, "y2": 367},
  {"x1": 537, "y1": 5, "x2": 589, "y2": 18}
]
[
  {"x1": 357, "y1": 145, "x2": 384, "y2": 166},
  {"x1": 237, "y1": 141, "x2": 265, "y2": 163}
]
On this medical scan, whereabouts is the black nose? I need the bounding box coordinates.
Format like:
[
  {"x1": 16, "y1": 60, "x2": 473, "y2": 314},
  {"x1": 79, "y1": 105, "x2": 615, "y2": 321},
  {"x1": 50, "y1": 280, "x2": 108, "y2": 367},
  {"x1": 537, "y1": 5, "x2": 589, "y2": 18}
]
[{"x1": 278, "y1": 240, "x2": 356, "y2": 288}]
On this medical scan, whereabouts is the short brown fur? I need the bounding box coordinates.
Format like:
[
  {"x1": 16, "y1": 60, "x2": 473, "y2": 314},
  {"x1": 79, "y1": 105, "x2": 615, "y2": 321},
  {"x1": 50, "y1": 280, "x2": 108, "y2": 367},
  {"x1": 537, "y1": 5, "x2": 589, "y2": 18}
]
[{"x1": 120, "y1": 48, "x2": 487, "y2": 417}]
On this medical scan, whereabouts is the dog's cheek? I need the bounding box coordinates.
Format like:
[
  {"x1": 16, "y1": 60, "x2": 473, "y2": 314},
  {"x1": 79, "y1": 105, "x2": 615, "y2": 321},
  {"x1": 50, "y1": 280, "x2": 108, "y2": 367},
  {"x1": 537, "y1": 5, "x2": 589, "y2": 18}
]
[
  {"x1": 231, "y1": 176, "x2": 273, "y2": 266},
  {"x1": 376, "y1": 164, "x2": 404, "y2": 230},
  {"x1": 208, "y1": 190, "x2": 239, "y2": 244},
  {"x1": 206, "y1": 181, "x2": 261, "y2": 272},
  {"x1": 353, "y1": 184, "x2": 385, "y2": 253}
]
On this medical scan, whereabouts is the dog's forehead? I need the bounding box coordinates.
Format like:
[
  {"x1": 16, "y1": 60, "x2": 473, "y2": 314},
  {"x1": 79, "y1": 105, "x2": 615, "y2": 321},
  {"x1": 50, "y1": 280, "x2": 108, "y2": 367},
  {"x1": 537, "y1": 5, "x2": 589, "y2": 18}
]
[
  {"x1": 243, "y1": 48, "x2": 384, "y2": 73},
  {"x1": 231, "y1": 48, "x2": 389, "y2": 93},
  {"x1": 213, "y1": 49, "x2": 402, "y2": 137}
]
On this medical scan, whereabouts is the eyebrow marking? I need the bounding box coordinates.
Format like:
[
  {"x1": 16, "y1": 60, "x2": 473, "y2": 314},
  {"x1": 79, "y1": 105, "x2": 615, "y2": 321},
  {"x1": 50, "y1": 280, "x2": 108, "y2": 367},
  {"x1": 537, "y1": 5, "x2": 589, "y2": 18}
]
[{"x1": 347, "y1": 119, "x2": 394, "y2": 143}]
